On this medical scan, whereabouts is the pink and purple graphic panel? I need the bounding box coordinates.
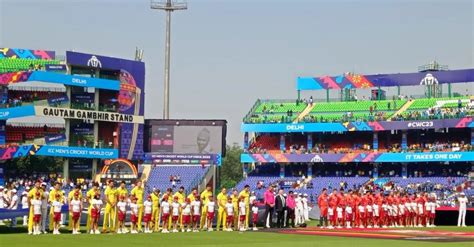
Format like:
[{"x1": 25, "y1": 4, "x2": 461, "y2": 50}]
[{"x1": 0, "y1": 48, "x2": 55, "y2": 60}]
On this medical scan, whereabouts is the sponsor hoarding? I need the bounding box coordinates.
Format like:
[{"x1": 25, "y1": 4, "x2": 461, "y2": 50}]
[
  {"x1": 241, "y1": 151, "x2": 474, "y2": 163},
  {"x1": 241, "y1": 117, "x2": 474, "y2": 133}
]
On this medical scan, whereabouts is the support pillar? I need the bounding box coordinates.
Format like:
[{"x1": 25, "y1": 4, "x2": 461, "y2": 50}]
[
  {"x1": 373, "y1": 163, "x2": 378, "y2": 179},
  {"x1": 63, "y1": 159, "x2": 69, "y2": 182},
  {"x1": 92, "y1": 159, "x2": 98, "y2": 179},
  {"x1": 401, "y1": 130, "x2": 408, "y2": 151},
  {"x1": 402, "y1": 163, "x2": 408, "y2": 178},
  {"x1": 448, "y1": 83, "x2": 452, "y2": 98},
  {"x1": 307, "y1": 134, "x2": 313, "y2": 151},
  {"x1": 94, "y1": 90, "x2": 99, "y2": 147},
  {"x1": 373, "y1": 132, "x2": 378, "y2": 151},
  {"x1": 471, "y1": 129, "x2": 474, "y2": 145},
  {"x1": 279, "y1": 163, "x2": 285, "y2": 178},
  {"x1": 307, "y1": 163, "x2": 313, "y2": 177},
  {"x1": 280, "y1": 134, "x2": 285, "y2": 152},
  {"x1": 243, "y1": 132, "x2": 249, "y2": 151},
  {"x1": 326, "y1": 89, "x2": 330, "y2": 102}
]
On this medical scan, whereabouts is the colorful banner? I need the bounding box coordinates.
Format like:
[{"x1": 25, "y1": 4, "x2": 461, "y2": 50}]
[
  {"x1": 0, "y1": 105, "x2": 36, "y2": 120},
  {"x1": 241, "y1": 117, "x2": 474, "y2": 133},
  {"x1": 0, "y1": 71, "x2": 120, "y2": 90},
  {"x1": 0, "y1": 144, "x2": 118, "y2": 160},
  {"x1": 35, "y1": 146, "x2": 118, "y2": 159},
  {"x1": 0, "y1": 48, "x2": 55, "y2": 59},
  {"x1": 66, "y1": 51, "x2": 145, "y2": 160},
  {"x1": 143, "y1": 153, "x2": 221, "y2": 165},
  {"x1": 241, "y1": 151, "x2": 474, "y2": 163},
  {"x1": 297, "y1": 68, "x2": 474, "y2": 90},
  {"x1": 28, "y1": 71, "x2": 120, "y2": 90},
  {"x1": 45, "y1": 133, "x2": 66, "y2": 144}
]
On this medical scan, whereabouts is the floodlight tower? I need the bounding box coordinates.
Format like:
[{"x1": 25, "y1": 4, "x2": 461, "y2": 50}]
[{"x1": 151, "y1": 0, "x2": 187, "y2": 119}]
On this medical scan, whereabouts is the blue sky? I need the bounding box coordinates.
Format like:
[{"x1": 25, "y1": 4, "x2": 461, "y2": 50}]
[{"x1": 1, "y1": 0, "x2": 472, "y2": 144}]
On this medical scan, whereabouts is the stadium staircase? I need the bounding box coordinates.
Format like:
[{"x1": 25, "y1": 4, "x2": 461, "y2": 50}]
[
  {"x1": 196, "y1": 165, "x2": 215, "y2": 193},
  {"x1": 293, "y1": 103, "x2": 316, "y2": 123},
  {"x1": 387, "y1": 100, "x2": 415, "y2": 121}
]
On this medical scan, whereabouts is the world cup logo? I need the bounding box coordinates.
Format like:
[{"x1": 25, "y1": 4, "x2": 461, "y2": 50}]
[
  {"x1": 87, "y1": 56, "x2": 102, "y2": 68},
  {"x1": 420, "y1": 73, "x2": 438, "y2": 85}
]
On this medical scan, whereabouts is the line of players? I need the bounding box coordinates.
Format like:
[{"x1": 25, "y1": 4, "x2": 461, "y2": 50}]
[
  {"x1": 26, "y1": 180, "x2": 260, "y2": 235},
  {"x1": 317, "y1": 188, "x2": 438, "y2": 229}
]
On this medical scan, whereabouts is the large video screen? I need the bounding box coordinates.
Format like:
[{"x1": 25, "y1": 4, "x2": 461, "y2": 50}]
[{"x1": 146, "y1": 120, "x2": 226, "y2": 155}]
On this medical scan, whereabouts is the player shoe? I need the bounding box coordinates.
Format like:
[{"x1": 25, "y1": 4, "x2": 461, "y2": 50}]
[{"x1": 252, "y1": 227, "x2": 258, "y2": 231}]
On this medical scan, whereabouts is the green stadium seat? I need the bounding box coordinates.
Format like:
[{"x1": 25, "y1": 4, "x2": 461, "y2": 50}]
[{"x1": 0, "y1": 57, "x2": 61, "y2": 73}]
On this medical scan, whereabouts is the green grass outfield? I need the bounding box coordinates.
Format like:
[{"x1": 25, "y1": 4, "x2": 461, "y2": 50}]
[{"x1": 1, "y1": 225, "x2": 473, "y2": 247}]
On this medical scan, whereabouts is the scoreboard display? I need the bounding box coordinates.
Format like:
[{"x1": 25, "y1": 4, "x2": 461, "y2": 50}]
[{"x1": 144, "y1": 119, "x2": 227, "y2": 157}]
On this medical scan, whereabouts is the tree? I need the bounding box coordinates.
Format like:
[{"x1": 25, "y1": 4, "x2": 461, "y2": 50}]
[
  {"x1": 4, "y1": 156, "x2": 64, "y2": 177},
  {"x1": 219, "y1": 143, "x2": 243, "y2": 189}
]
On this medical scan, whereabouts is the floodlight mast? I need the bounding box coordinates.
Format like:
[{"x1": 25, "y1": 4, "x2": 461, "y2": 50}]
[{"x1": 151, "y1": 0, "x2": 187, "y2": 119}]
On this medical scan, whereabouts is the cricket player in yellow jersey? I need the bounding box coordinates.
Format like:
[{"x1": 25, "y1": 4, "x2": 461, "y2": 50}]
[
  {"x1": 85, "y1": 182, "x2": 100, "y2": 232},
  {"x1": 187, "y1": 188, "x2": 198, "y2": 202},
  {"x1": 200, "y1": 186, "x2": 213, "y2": 229},
  {"x1": 150, "y1": 188, "x2": 161, "y2": 231},
  {"x1": 48, "y1": 182, "x2": 64, "y2": 230},
  {"x1": 116, "y1": 181, "x2": 129, "y2": 199},
  {"x1": 186, "y1": 188, "x2": 198, "y2": 226},
  {"x1": 67, "y1": 185, "x2": 83, "y2": 231},
  {"x1": 216, "y1": 187, "x2": 228, "y2": 231},
  {"x1": 130, "y1": 180, "x2": 144, "y2": 231},
  {"x1": 239, "y1": 185, "x2": 251, "y2": 228},
  {"x1": 27, "y1": 180, "x2": 44, "y2": 234},
  {"x1": 231, "y1": 189, "x2": 239, "y2": 229},
  {"x1": 173, "y1": 186, "x2": 186, "y2": 228},
  {"x1": 102, "y1": 180, "x2": 118, "y2": 232}
]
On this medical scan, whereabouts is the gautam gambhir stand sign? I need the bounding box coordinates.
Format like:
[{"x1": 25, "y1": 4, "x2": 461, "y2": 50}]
[{"x1": 34, "y1": 106, "x2": 144, "y2": 124}]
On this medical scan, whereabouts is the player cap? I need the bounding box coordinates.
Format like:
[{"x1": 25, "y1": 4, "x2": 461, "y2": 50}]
[
  {"x1": 303, "y1": 193, "x2": 308, "y2": 197},
  {"x1": 11, "y1": 189, "x2": 17, "y2": 193},
  {"x1": 22, "y1": 191, "x2": 28, "y2": 195},
  {"x1": 460, "y1": 192, "x2": 465, "y2": 196},
  {"x1": 41, "y1": 182, "x2": 47, "y2": 186},
  {"x1": 0, "y1": 186, "x2": 3, "y2": 189}
]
